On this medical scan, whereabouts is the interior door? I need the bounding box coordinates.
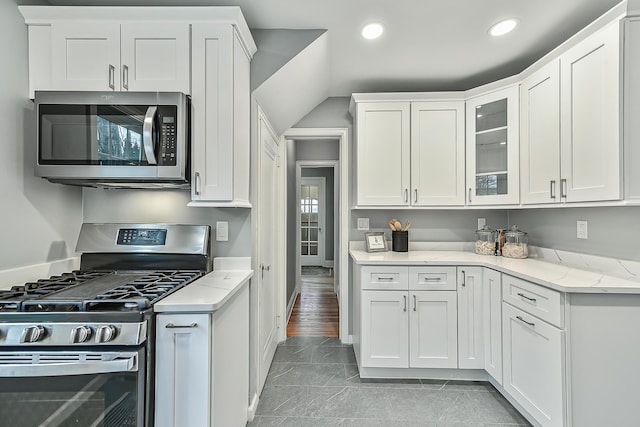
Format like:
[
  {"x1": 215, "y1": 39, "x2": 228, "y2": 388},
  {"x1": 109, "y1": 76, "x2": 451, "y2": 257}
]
[
  {"x1": 300, "y1": 177, "x2": 326, "y2": 267},
  {"x1": 257, "y1": 113, "x2": 280, "y2": 393}
]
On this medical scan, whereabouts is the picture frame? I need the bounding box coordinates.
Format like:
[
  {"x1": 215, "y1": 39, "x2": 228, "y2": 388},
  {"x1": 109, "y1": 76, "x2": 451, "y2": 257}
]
[{"x1": 365, "y1": 232, "x2": 388, "y2": 253}]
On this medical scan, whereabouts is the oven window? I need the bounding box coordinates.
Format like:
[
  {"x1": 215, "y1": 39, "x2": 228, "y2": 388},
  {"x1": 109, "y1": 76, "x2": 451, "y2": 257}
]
[
  {"x1": 39, "y1": 104, "x2": 149, "y2": 166},
  {"x1": 0, "y1": 372, "x2": 141, "y2": 427}
]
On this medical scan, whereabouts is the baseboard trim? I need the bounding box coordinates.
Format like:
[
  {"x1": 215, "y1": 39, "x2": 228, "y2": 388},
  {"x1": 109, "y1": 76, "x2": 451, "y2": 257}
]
[
  {"x1": 247, "y1": 393, "x2": 259, "y2": 422},
  {"x1": 286, "y1": 290, "x2": 299, "y2": 324}
]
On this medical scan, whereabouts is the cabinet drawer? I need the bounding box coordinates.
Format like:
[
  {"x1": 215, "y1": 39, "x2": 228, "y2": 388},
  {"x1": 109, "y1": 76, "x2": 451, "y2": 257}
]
[
  {"x1": 409, "y1": 267, "x2": 457, "y2": 291},
  {"x1": 502, "y1": 275, "x2": 564, "y2": 328},
  {"x1": 361, "y1": 266, "x2": 408, "y2": 290}
]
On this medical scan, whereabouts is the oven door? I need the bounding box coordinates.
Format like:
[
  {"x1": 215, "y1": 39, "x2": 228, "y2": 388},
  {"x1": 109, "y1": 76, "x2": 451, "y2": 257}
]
[{"x1": 0, "y1": 350, "x2": 145, "y2": 427}]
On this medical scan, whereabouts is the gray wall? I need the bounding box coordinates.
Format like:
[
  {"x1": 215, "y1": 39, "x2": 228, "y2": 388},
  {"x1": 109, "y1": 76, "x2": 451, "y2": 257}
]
[
  {"x1": 82, "y1": 189, "x2": 252, "y2": 257},
  {"x1": 508, "y1": 206, "x2": 640, "y2": 261},
  {"x1": 352, "y1": 210, "x2": 509, "y2": 243},
  {"x1": 1, "y1": 0, "x2": 84, "y2": 273},
  {"x1": 302, "y1": 167, "x2": 335, "y2": 262},
  {"x1": 286, "y1": 141, "x2": 297, "y2": 304}
]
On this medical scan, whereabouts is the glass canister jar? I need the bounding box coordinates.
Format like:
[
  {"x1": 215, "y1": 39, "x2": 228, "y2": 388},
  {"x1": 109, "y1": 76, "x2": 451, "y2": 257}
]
[
  {"x1": 502, "y1": 225, "x2": 529, "y2": 259},
  {"x1": 475, "y1": 225, "x2": 496, "y2": 255}
]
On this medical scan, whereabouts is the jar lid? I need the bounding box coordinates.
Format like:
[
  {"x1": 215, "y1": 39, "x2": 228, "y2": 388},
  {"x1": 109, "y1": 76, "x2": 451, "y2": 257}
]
[
  {"x1": 475, "y1": 225, "x2": 495, "y2": 234},
  {"x1": 505, "y1": 225, "x2": 527, "y2": 236}
]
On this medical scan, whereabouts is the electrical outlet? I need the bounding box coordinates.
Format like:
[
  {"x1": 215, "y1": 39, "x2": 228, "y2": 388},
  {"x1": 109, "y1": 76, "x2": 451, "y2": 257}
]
[
  {"x1": 477, "y1": 218, "x2": 486, "y2": 229},
  {"x1": 216, "y1": 221, "x2": 229, "y2": 242},
  {"x1": 357, "y1": 218, "x2": 370, "y2": 231},
  {"x1": 577, "y1": 220, "x2": 588, "y2": 239}
]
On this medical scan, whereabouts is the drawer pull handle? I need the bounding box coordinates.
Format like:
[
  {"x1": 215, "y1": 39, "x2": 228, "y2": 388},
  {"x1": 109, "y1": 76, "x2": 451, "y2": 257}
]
[
  {"x1": 165, "y1": 323, "x2": 198, "y2": 329},
  {"x1": 517, "y1": 292, "x2": 537, "y2": 303},
  {"x1": 516, "y1": 316, "x2": 535, "y2": 328},
  {"x1": 377, "y1": 277, "x2": 395, "y2": 281},
  {"x1": 422, "y1": 277, "x2": 442, "y2": 282}
]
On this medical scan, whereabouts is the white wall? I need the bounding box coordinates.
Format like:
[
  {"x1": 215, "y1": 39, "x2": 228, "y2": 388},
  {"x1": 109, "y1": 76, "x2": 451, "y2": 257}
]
[{"x1": 1, "y1": 0, "x2": 83, "y2": 275}]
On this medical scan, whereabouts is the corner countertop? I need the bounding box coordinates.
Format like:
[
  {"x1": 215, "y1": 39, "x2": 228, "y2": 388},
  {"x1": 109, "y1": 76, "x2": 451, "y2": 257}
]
[
  {"x1": 350, "y1": 249, "x2": 640, "y2": 294},
  {"x1": 154, "y1": 257, "x2": 253, "y2": 313}
]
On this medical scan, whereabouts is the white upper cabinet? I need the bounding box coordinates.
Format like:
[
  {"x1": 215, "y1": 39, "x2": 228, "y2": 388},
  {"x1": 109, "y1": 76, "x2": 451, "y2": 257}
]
[
  {"x1": 50, "y1": 22, "x2": 190, "y2": 93},
  {"x1": 51, "y1": 23, "x2": 121, "y2": 91},
  {"x1": 352, "y1": 95, "x2": 465, "y2": 207},
  {"x1": 189, "y1": 23, "x2": 253, "y2": 206},
  {"x1": 355, "y1": 102, "x2": 411, "y2": 206},
  {"x1": 560, "y1": 21, "x2": 621, "y2": 202},
  {"x1": 410, "y1": 102, "x2": 465, "y2": 206},
  {"x1": 520, "y1": 59, "x2": 561, "y2": 204},
  {"x1": 466, "y1": 85, "x2": 520, "y2": 206}
]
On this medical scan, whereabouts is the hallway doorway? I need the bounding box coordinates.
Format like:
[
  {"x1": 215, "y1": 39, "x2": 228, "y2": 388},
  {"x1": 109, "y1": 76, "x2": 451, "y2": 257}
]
[{"x1": 280, "y1": 128, "x2": 349, "y2": 343}]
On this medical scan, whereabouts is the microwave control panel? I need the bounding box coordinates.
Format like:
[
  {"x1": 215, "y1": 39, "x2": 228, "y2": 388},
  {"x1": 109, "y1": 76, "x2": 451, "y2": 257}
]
[{"x1": 158, "y1": 106, "x2": 178, "y2": 166}]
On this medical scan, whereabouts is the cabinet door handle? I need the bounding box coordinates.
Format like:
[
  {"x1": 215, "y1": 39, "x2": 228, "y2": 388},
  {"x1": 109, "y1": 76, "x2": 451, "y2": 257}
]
[
  {"x1": 194, "y1": 172, "x2": 201, "y2": 196},
  {"x1": 108, "y1": 64, "x2": 115, "y2": 90},
  {"x1": 404, "y1": 189, "x2": 408, "y2": 203},
  {"x1": 517, "y1": 292, "x2": 537, "y2": 303},
  {"x1": 550, "y1": 180, "x2": 556, "y2": 199},
  {"x1": 561, "y1": 178, "x2": 567, "y2": 199},
  {"x1": 165, "y1": 322, "x2": 198, "y2": 329},
  {"x1": 414, "y1": 189, "x2": 418, "y2": 203},
  {"x1": 413, "y1": 294, "x2": 417, "y2": 312},
  {"x1": 461, "y1": 270, "x2": 466, "y2": 287},
  {"x1": 122, "y1": 65, "x2": 129, "y2": 90},
  {"x1": 468, "y1": 188, "x2": 472, "y2": 204},
  {"x1": 403, "y1": 295, "x2": 407, "y2": 312},
  {"x1": 515, "y1": 316, "x2": 535, "y2": 328}
]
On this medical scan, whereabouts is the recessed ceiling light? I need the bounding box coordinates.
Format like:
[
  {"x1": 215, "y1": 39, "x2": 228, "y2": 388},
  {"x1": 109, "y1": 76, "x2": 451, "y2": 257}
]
[
  {"x1": 489, "y1": 18, "x2": 519, "y2": 37},
  {"x1": 362, "y1": 23, "x2": 384, "y2": 40}
]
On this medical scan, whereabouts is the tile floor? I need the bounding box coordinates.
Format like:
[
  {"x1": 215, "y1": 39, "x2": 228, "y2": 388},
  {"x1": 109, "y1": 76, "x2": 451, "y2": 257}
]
[{"x1": 248, "y1": 337, "x2": 531, "y2": 426}]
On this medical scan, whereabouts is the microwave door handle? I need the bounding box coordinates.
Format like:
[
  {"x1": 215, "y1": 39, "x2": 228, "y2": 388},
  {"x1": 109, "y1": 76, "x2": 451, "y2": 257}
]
[{"x1": 142, "y1": 106, "x2": 158, "y2": 165}]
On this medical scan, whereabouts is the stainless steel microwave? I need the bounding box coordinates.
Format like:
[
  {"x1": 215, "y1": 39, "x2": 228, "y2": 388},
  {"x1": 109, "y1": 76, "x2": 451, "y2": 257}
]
[{"x1": 34, "y1": 91, "x2": 190, "y2": 189}]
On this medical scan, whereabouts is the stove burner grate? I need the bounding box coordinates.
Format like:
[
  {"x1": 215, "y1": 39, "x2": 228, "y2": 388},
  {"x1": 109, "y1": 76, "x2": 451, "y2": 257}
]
[{"x1": 0, "y1": 270, "x2": 204, "y2": 312}]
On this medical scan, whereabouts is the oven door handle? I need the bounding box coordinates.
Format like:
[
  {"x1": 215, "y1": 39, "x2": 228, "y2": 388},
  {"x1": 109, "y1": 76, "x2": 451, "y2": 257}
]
[
  {"x1": 142, "y1": 106, "x2": 158, "y2": 165},
  {"x1": 0, "y1": 355, "x2": 138, "y2": 377}
]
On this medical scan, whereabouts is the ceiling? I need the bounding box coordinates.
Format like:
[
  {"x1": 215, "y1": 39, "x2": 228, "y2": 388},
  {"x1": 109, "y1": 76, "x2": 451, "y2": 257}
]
[{"x1": 44, "y1": 0, "x2": 622, "y2": 96}]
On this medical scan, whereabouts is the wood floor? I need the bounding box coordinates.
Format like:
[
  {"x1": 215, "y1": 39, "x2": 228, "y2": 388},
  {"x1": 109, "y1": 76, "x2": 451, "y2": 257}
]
[{"x1": 286, "y1": 273, "x2": 339, "y2": 337}]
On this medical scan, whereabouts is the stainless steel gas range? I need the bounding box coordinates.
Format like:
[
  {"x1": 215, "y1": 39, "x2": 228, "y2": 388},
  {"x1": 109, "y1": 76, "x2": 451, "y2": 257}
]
[{"x1": 0, "y1": 223, "x2": 211, "y2": 427}]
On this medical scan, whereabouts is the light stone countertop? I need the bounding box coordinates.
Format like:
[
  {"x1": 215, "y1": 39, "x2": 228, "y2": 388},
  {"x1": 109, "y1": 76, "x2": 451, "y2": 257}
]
[
  {"x1": 154, "y1": 257, "x2": 253, "y2": 313},
  {"x1": 350, "y1": 249, "x2": 640, "y2": 294}
]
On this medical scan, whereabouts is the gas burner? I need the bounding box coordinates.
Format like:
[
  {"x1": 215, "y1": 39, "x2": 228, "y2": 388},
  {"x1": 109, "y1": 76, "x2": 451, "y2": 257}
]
[{"x1": 0, "y1": 270, "x2": 204, "y2": 313}]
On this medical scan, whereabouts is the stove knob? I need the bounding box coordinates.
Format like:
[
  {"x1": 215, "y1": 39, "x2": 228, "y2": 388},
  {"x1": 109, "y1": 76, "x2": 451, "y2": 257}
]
[
  {"x1": 70, "y1": 325, "x2": 93, "y2": 344},
  {"x1": 95, "y1": 325, "x2": 117, "y2": 343},
  {"x1": 20, "y1": 325, "x2": 45, "y2": 343}
]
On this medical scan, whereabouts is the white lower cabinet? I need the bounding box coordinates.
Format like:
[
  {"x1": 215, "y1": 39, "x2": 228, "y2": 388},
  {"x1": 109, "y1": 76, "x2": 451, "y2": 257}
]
[
  {"x1": 457, "y1": 267, "x2": 484, "y2": 369},
  {"x1": 155, "y1": 284, "x2": 250, "y2": 427},
  {"x1": 502, "y1": 302, "x2": 565, "y2": 427},
  {"x1": 359, "y1": 266, "x2": 458, "y2": 369},
  {"x1": 482, "y1": 268, "x2": 502, "y2": 384},
  {"x1": 409, "y1": 291, "x2": 458, "y2": 368},
  {"x1": 360, "y1": 290, "x2": 409, "y2": 368},
  {"x1": 156, "y1": 313, "x2": 211, "y2": 427}
]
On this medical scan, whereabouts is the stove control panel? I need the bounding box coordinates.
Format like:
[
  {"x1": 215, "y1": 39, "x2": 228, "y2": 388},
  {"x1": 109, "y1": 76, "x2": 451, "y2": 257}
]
[
  {"x1": 0, "y1": 322, "x2": 146, "y2": 347},
  {"x1": 117, "y1": 228, "x2": 167, "y2": 246}
]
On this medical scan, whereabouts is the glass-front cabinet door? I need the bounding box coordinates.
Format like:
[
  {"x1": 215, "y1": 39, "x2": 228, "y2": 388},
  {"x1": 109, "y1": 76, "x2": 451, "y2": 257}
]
[{"x1": 466, "y1": 85, "x2": 520, "y2": 205}]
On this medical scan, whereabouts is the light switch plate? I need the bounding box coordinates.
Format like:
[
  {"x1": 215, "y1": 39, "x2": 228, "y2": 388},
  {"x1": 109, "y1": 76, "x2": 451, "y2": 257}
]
[
  {"x1": 577, "y1": 220, "x2": 588, "y2": 239},
  {"x1": 216, "y1": 221, "x2": 229, "y2": 242},
  {"x1": 357, "y1": 218, "x2": 370, "y2": 231}
]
